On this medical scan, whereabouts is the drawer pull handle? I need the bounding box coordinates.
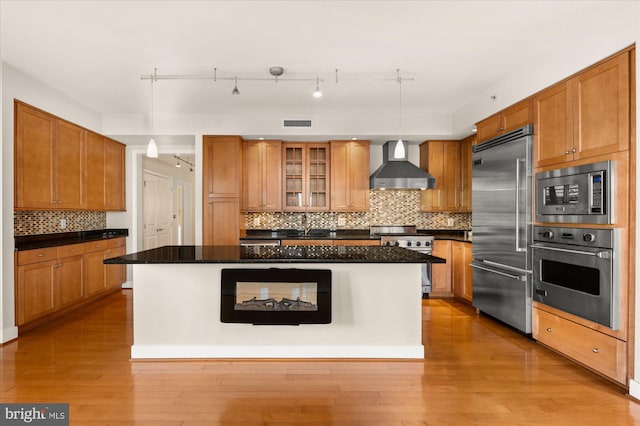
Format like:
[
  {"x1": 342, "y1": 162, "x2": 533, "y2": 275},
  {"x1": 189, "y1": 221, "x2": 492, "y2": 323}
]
[
  {"x1": 592, "y1": 348, "x2": 600, "y2": 354},
  {"x1": 37, "y1": 254, "x2": 44, "y2": 257},
  {"x1": 546, "y1": 327, "x2": 553, "y2": 332}
]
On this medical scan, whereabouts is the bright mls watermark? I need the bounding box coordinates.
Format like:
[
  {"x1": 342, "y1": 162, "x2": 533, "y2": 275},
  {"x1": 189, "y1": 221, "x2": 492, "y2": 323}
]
[{"x1": 0, "y1": 404, "x2": 68, "y2": 425}]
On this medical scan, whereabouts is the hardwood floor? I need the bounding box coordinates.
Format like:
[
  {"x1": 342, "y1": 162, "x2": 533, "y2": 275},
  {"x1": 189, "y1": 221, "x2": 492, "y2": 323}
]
[{"x1": 2, "y1": 290, "x2": 640, "y2": 425}]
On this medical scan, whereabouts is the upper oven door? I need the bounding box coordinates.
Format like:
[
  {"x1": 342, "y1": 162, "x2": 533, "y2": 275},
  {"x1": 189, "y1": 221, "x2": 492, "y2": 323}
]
[
  {"x1": 535, "y1": 160, "x2": 613, "y2": 224},
  {"x1": 531, "y1": 242, "x2": 618, "y2": 329}
]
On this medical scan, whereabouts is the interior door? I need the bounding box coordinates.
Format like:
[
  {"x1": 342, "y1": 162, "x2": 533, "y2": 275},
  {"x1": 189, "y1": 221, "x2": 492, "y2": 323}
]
[{"x1": 143, "y1": 171, "x2": 172, "y2": 249}]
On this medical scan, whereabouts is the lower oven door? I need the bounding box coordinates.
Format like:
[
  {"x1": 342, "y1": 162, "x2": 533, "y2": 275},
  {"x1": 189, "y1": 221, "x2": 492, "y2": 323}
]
[{"x1": 531, "y1": 242, "x2": 618, "y2": 329}]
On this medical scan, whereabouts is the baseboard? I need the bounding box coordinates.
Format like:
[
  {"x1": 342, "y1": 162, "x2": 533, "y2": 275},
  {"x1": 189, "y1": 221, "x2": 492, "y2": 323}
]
[
  {"x1": 121, "y1": 280, "x2": 133, "y2": 289},
  {"x1": 1, "y1": 326, "x2": 19, "y2": 344},
  {"x1": 629, "y1": 378, "x2": 640, "y2": 400},
  {"x1": 131, "y1": 344, "x2": 425, "y2": 359}
]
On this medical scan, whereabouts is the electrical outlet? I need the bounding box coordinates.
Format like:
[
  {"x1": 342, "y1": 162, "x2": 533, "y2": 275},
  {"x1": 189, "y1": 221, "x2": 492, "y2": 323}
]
[
  {"x1": 253, "y1": 217, "x2": 261, "y2": 227},
  {"x1": 60, "y1": 219, "x2": 67, "y2": 229},
  {"x1": 447, "y1": 218, "x2": 455, "y2": 227},
  {"x1": 337, "y1": 217, "x2": 346, "y2": 227}
]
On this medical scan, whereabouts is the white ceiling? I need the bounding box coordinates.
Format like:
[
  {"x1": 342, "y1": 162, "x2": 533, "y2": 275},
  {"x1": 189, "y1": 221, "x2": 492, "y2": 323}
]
[{"x1": 1, "y1": 1, "x2": 637, "y2": 143}]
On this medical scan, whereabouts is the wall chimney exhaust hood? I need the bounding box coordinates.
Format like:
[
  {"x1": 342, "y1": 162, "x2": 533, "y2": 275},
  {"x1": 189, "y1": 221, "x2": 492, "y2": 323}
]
[{"x1": 370, "y1": 140, "x2": 436, "y2": 190}]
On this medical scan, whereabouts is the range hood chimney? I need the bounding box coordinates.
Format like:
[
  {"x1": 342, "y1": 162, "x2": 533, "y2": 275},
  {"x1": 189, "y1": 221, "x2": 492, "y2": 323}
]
[{"x1": 370, "y1": 140, "x2": 436, "y2": 190}]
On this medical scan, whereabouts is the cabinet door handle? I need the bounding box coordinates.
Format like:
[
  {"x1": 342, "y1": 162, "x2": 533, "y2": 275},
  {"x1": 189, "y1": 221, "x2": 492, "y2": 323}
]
[
  {"x1": 564, "y1": 150, "x2": 571, "y2": 154},
  {"x1": 592, "y1": 348, "x2": 600, "y2": 353},
  {"x1": 37, "y1": 253, "x2": 44, "y2": 257},
  {"x1": 546, "y1": 327, "x2": 553, "y2": 332},
  {"x1": 572, "y1": 148, "x2": 578, "y2": 153}
]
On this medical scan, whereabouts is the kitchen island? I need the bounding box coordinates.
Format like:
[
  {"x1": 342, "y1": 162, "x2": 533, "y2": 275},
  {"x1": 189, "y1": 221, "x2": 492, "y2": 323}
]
[{"x1": 105, "y1": 245, "x2": 444, "y2": 359}]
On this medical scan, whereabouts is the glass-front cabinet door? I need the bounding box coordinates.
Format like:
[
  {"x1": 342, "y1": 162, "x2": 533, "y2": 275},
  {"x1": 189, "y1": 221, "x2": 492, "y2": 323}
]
[{"x1": 283, "y1": 143, "x2": 329, "y2": 211}]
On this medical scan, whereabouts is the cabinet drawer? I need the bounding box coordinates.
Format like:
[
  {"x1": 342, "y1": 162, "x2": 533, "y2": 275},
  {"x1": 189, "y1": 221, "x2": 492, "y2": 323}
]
[
  {"x1": 107, "y1": 237, "x2": 126, "y2": 249},
  {"x1": 17, "y1": 247, "x2": 57, "y2": 265},
  {"x1": 533, "y1": 307, "x2": 626, "y2": 384},
  {"x1": 56, "y1": 243, "x2": 86, "y2": 258},
  {"x1": 84, "y1": 240, "x2": 109, "y2": 252}
]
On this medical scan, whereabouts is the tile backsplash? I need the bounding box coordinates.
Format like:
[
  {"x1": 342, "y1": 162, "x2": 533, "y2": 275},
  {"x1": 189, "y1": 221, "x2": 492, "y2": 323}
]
[
  {"x1": 244, "y1": 190, "x2": 471, "y2": 230},
  {"x1": 14, "y1": 210, "x2": 107, "y2": 236}
]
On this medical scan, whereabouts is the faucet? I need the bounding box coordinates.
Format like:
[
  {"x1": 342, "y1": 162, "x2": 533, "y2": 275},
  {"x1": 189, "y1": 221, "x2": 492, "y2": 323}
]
[{"x1": 301, "y1": 213, "x2": 311, "y2": 236}]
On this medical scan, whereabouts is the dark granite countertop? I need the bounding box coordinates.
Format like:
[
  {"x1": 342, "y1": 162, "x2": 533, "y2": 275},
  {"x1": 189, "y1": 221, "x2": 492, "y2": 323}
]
[
  {"x1": 242, "y1": 229, "x2": 472, "y2": 243},
  {"x1": 15, "y1": 229, "x2": 129, "y2": 251},
  {"x1": 104, "y1": 245, "x2": 446, "y2": 265}
]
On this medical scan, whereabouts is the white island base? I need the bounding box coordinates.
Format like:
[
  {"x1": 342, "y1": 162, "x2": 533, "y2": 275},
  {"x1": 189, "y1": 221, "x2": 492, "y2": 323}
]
[{"x1": 131, "y1": 263, "x2": 424, "y2": 359}]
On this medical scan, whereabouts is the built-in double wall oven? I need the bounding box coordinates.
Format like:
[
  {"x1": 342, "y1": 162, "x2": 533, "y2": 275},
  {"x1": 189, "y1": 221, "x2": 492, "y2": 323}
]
[
  {"x1": 533, "y1": 160, "x2": 619, "y2": 329},
  {"x1": 531, "y1": 226, "x2": 619, "y2": 329}
]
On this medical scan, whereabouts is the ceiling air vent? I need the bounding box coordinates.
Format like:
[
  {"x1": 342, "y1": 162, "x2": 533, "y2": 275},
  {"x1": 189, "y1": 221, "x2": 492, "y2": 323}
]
[{"x1": 283, "y1": 119, "x2": 312, "y2": 128}]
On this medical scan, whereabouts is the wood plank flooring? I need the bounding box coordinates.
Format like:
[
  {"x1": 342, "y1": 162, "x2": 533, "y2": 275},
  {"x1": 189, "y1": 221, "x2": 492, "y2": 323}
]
[{"x1": 2, "y1": 290, "x2": 640, "y2": 425}]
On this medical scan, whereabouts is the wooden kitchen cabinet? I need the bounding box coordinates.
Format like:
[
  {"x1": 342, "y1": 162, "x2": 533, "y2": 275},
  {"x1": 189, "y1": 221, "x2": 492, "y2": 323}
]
[
  {"x1": 105, "y1": 239, "x2": 126, "y2": 289},
  {"x1": 330, "y1": 140, "x2": 370, "y2": 211},
  {"x1": 452, "y1": 241, "x2": 472, "y2": 303},
  {"x1": 282, "y1": 143, "x2": 330, "y2": 212},
  {"x1": 430, "y1": 239, "x2": 452, "y2": 297},
  {"x1": 475, "y1": 98, "x2": 533, "y2": 143},
  {"x1": 104, "y1": 138, "x2": 126, "y2": 211},
  {"x1": 420, "y1": 140, "x2": 471, "y2": 212},
  {"x1": 459, "y1": 134, "x2": 474, "y2": 211},
  {"x1": 54, "y1": 119, "x2": 85, "y2": 209},
  {"x1": 203, "y1": 136, "x2": 243, "y2": 245},
  {"x1": 242, "y1": 140, "x2": 282, "y2": 211},
  {"x1": 16, "y1": 238, "x2": 126, "y2": 329},
  {"x1": 85, "y1": 131, "x2": 106, "y2": 210},
  {"x1": 15, "y1": 101, "x2": 126, "y2": 211},
  {"x1": 533, "y1": 306, "x2": 627, "y2": 384},
  {"x1": 14, "y1": 102, "x2": 85, "y2": 209},
  {"x1": 534, "y1": 49, "x2": 630, "y2": 168},
  {"x1": 16, "y1": 249, "x2": 58, "y2": 325}
]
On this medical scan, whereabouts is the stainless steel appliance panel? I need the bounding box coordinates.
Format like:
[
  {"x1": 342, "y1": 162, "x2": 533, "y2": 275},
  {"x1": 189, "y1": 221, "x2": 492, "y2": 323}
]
[
  {"x1": 532, "y1": 226, "x2": 619, "y2": 329},
  {"x1": 471, "y1": 261, "x2": 532, "y2": 333},
  {"x1": 535, "y1": 160, "x2": 613, "y2": 224},
  {"x1": 472, "y1": 132, "x2": 532, "y2": 271}
]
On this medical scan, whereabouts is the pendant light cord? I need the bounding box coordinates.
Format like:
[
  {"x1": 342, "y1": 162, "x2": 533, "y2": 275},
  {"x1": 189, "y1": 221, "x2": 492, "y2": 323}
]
[{"x1": 397, "y1": 68, "x2": 402, "y2": 142}]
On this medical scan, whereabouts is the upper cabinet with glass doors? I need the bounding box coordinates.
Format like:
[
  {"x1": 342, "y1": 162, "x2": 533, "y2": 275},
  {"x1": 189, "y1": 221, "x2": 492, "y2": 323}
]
[{"x1": 282, "y1": 143, "x2": 330, "y2": 211}]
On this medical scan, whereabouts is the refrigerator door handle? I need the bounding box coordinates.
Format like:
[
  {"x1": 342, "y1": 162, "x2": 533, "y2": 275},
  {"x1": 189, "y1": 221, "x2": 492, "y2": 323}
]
[
  {"x1": 471, "y1": 262, "x2": 527, "y2": 281},
  {"x1": 515, "y1": 157, "x2": 527, "y2": 252}
]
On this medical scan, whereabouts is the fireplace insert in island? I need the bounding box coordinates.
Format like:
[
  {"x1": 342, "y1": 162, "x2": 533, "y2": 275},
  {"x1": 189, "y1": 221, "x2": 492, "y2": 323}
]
[{"x1": 105, "y1": 245, "x2": 444, "y2": 359}]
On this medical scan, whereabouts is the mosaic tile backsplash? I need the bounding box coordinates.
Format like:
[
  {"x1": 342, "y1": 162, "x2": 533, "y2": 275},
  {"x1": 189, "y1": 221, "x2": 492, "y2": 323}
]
[
  {"x1": 15, "y1": 210, "x2": 107, "y2": 236},
  {"x1": 244, "y1": 190, "x2": 472, "y2": 230}
]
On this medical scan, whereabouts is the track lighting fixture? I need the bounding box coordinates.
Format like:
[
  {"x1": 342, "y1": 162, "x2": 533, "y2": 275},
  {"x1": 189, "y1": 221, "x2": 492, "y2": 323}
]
[
  {"x1": 141, "y1": 67, "x2": 414, "y2": 101},
  {"x1": 313, "y1": 77, "x2": 322, "y2": 98},
  {"x1": 174, "y1": 155, "x2": 195, "y2": 171}
]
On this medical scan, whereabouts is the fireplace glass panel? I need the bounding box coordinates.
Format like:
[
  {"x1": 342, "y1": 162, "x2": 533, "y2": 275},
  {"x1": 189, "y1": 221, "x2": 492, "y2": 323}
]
[
  {"x1": 235, "y1": 282, "x2": 318, "y2": 311},
  {"x1": 221, "y1": 268, "x2": 331, "y2": 325}
]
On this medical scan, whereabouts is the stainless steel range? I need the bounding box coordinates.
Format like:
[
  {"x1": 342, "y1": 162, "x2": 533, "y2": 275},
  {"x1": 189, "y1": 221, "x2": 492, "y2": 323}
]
[{"x1": 371, "y1": 225, "x2": 434, "y2": 297}]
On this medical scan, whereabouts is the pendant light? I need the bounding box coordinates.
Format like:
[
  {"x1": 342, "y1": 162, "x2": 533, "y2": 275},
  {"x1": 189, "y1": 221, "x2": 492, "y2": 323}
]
[
  {"x1": 313, "y1": 77, "x2": 322, "y2": 98},
  {"x1": 146, "y1": 69, "x2": 159, "y2": 158},
  {"x1": 231, "y1": 76, "x2": 240, "y2": 95},
  {"x1": 394, "y1": 69, "x2": 406, "y2": 159}
]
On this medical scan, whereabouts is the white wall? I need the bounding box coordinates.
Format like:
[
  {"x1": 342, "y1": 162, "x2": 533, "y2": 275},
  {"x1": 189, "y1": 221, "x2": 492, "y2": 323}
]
[
  {"x1": 453, "y1": 9, "x2": 639, "y2": 135},
  {"x1": 0, "y1": 63, "x2": 102, "y2": 342}
]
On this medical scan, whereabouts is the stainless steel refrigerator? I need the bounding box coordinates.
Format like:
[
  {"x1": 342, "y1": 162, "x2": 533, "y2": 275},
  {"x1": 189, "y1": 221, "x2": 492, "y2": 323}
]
[{"x1": 471, "y1": 124, "x2": 533, "y2": 334}]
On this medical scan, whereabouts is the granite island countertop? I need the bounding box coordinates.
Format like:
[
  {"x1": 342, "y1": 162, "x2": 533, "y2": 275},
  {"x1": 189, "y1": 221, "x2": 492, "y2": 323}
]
[{"x1": 104, "y1": 245, "x2": 446, "y2": 264}]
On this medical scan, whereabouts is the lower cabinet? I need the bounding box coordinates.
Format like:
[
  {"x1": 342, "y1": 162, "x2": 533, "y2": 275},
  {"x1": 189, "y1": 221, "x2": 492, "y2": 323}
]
[
  {"x1": 452, "y1": 241, "x2": 472, "y2": 303},
  {"x1": 15, "y1": 237, "x2": 126, "y2": 329},
  {"x1": 431, "y1": 240, "x2": 452, "y2": 297},
  {"x1": 533, "y1": 306, "x2": 627, "y2": 385}
]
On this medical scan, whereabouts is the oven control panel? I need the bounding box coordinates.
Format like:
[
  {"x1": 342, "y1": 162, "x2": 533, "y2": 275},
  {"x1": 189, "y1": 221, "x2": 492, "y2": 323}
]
[{"x1": 533, "y1": 226, "x2": 613, "y2": 249}]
